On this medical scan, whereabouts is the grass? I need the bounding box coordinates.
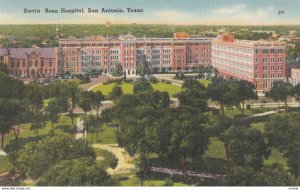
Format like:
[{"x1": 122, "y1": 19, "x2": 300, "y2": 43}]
[
  {"x1": 0, "y1": 155, "x2": 12, "y2": 173},
  {"x1": 91, "y1": 81, "x2": 182, "y2": 98},
  {"x1": 2, "y1": 115, "x2": 77, "y2": 149},
  {"x1": 119, "y1": 176, "x2": 186, "y2": 186},
  {"x1": 198, "y1": 79, "x2": 211, "y2": 87},
  {"x1": 205, "y1": 137, "x2": 225, "y2": 159},
  {"x1": 250, "y1": 121, "x2": 288, "y2": 168},
  {"x1": 86, "y1": 124, "x2": 117, "y2": 144},
  {"x1": 250, "y1": 122, "x2": 265, "y2": 133},
  {"x1": 264, "y1": 149, "x2": 288, "y2": 169},
  {"x1": 92, "y1": 82, "x2": 133, "y2": 96},
  {"x1": 152, "y1": 82, "x2": 181, "y2": 97},
  {"x1": 224, "y1": 107, "x2": 276, "y2": 118},
  {"x1": 93, "y1": 148, "x2": 116, "y2": 169}
]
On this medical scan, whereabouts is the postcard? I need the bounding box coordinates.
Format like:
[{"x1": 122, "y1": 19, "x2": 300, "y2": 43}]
[{"x1": 0, "y1": 0, "x2": 299, "y2": 189}]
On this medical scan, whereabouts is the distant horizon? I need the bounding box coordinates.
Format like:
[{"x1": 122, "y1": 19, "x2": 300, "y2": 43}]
[
  {"x1": 0, "y1": 24, "x2": 300, "y2": 26},
  {"x1": 1, "y1": 0, "x2": 300, "y2": 25}
]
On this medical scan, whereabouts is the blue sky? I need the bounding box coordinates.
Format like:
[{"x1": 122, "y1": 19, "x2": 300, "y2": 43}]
[{"x1": 0, "y1": 0, "x2": 299, "y2": 25}]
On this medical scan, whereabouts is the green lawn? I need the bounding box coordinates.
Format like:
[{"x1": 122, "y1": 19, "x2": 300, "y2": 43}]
[
  {"x1": 0, "y1": 155, "x2": 12, "y2": 173},
  {"x1": 92, "y1": 82, "x2": 133, "y2": 96},
  {"x1": 2, "y1": 115, "x2": 77, "y2": 149},
  {"x1": 152, "y1": 82, "x2": 181, "y2": 97},
  {"x1": 119, "y1": 176, "x2": 186, "y2": 186},
  {"x1": 205, "y1": 137, "x2": 225, "y2": 159},
  {"x1": 91, "y1": 82, "x2": 182, "y2": 98},
  {"x1": 224, "y1": 107, "x2": 276, "y2": 118},
  {"x1": 86, "y1": 124, "x2": 117, "y2": 144},
  {"x1": 251, "y1": 122, "x2": 265, "y2": 133},
  {"x1": 93, "y1": 148, "x2": 116, "y2": 169},
  {"x1": 198, "y1": 79, "x2": 211, "y2": 87},
  {"x1": 264, "y1": 149, "x2": 288, "y2": 169}
]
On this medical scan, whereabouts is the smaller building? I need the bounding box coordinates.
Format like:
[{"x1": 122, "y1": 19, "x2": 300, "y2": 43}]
[
  {"x1": 289, "y1": 65, "x2": 300, "y2": 86},
  {"x1": 2, "y1": 48, "x2": 58, "y2": 77}
]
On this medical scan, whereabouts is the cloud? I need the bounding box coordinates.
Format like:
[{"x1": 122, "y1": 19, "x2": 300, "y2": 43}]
[{"x1": 212, "y1": 4, "x2": 246, "y2": 15}]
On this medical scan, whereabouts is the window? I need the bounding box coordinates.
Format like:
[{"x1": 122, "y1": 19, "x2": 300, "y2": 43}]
[
  {"x1": 278, "y1": 65, "x2": 282, "y2": 71},
  {"x1": 23, "y1": 61, "x2": 25, "y2": 67},
  {"x1": 271, "y1": 73, "x2": 274, "y2": 78},
  {"x1": 263, "y1": 66, "x2": 268, "y2": 71},
  {"x1": 278, "y1": 49, "x2": 283, "y2": 54},
  {"x1": 255, "y1": 58, "x2": 258, "y2": 63},
  {"x1": 49, "y1": 60, "x2": 52, "y2": 67},
  {"x1": 270, "y1": 58, "x2": 275, "y2": 63},
  {"x1": 263, "y1": 73, "x2": 268, "y2": 78},
  {"x1": 278, "y1": 58, "x2": 282, "y2": 63},
  {"x1": 263, "y1": 82, "x2": 268, "y2": 89},
  {"x1": 35, "y1": 60, "x2": 38, "y2": 67},
  {"x1": 278, "y1": 73, "x2": 282, "y2": 78},
  {"x1": 262, "y1": 49, "x2": 268, "y2": 54},
  {"x1": 255, "y1": 49, "x2": 259, "y2": 54},
  {"x1": 41, "y1": 61, "x2": 44, "y2": 67},
  {"x1": 271, "y1": 66, "x2": 275, "y2": 71},
  {"x1": 263, "y1": 58, "x2": 268, "y2": 63},
  {"x1": 270, "y1": 49, "x2": 275, "y2": 54}
]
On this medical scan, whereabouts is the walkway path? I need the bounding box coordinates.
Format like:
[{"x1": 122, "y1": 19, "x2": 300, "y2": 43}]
[
  {"x1": 151, "y1": 166, "x2": 224, "y2": 179},
  {"x1": 75, "y1": 117, "x2": 84, "y2": 139},
  {"x1": 92, "y1": 144, "x2": 134, "y2": 175},
  {"x1": 244, "y1": 108, "x2": 285, "y2": 119},
  {"x1": 0, "y1": 150, "x2": 7, "y2": 156}
]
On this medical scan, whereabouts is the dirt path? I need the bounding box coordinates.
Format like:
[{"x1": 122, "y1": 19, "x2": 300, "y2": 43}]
[
  {"x1": 92, "y1": 144, "x2": 134, "y2": 175},
  {"x1": 75, "y1": 117, "x2": 84, "y2": 139}
]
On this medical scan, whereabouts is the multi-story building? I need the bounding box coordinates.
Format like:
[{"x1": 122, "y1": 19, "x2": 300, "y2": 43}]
[
  {"x1": 212, "y1": 34, "x2": 286, "y2": 95},
  {"x1": 58, "y1": 34, "x2": 212, "y2": 76},
  {"x1": 0, "y1": 34, "x2": 287, "y2": 95},
  {"x1": 289, "y1": 65, "x2": 300, "y2": 86},
  {"x1": 0, "y1": 48, "x2": 58, "y2": 77}
]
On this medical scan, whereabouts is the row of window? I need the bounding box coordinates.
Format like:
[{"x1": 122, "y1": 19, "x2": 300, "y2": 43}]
[
  {"x1": 10, "y1": 60, "x2": 53, "y2": 67},
  {"x1": 259, "y1": 57, "x2": 283, "y2": 63},
  {"x1": 255, "y1": 49, "x2": 283, "y2": 54}
]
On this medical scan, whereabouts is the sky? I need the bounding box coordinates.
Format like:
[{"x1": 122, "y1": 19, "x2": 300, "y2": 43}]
[{"x1": 0, "y1": 0, "x2": 300, "y2": 25}]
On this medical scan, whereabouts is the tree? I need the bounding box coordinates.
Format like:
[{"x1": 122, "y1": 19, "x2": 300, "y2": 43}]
[
  {"x1": 176, "y1": 79, "x2": 208, "y2": 111},
  {"x1": 46, "y1": 99, "x2": 61, "y2": 128},
  {"x1": 206, "y1": 77, "x2": 230, "y2": 114},
  {"x1": 78, "y1": 91, "x2": 93, "y2": 114},
  {"x1": 224, "y1": 166, "x2": 256, "y2": 186},
  {"x1": 83, "y1": 114, "x2": 97, "y2": 138},
  {"x1": 224, "y1": 126, "x2": 271, "y2": 171},
  {"x1": 265, "y1": 113, "x2": 300, "y2": 176},
  {"x1": 112, "y1": 62, "x2": 123, "y2": 76},
  {"x1": 293, "y1": 83, "x2": 300, "y2": 98},
  {"x1": 227, "y1": 79, "x2": 258, "y2": 116},
  {"x1": 0, "y1": 73, "x2": 25, "y2": 148},
  {"x1": 136, "y1": 62, "x2": 150, "y2": 77},
  {"x1": 11, "y1": 135, "x2": 95, "y2": 179},
  {"x1": 267, "y1": 81, "x2": 293, "y2": 111},
  {"x1": 156, "y1": 107, "x2": 209, "y2": 174},
  {"x1": 254, "y1": 164, "x2": 297, "y2": 186},
  {"x1": 136, "y1": 91, "x2": 170, "y2": 109},
  {"x1": 212, "y1": 115, "x2": 232, "y2": 172},
  {"x1": 133, "y1": 78, "x2": 153, "y2": 94},
  {"x1": 91, "y1": 91, "x2": 104, "y2": 116},
  {"x1": 37, "y1": 157, "x2": 116, "y2": 186},
  {"x1": 109, "y1": 85, "x2": 123, "y2": 101},
  {"x1": 0, "y1": 62, "x2": 8, "y2": 74},
  {"x1": 0, "y1": 99, "x2": 22, "y2": 148},
  {"x1": 60, "y1": 81, "x2": 80, "y2": 126}
]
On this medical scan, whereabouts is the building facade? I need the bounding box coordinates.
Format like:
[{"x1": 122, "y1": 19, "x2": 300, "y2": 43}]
[
  {"x1": 212, "y1": 34, "x2": 286, "y2": 95},
  {"x1": 0, "y1": 34, "x2": 288, "y2": 93},
  {"x1": 289, "y1": 66, "x2": 300, "y2": 86},
  {"x1": 0, "y1": 48, "x2": 58, "y2": 77},
  {"x1": 58, "y1": 34, "x2": 212, "y2": 76}
]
